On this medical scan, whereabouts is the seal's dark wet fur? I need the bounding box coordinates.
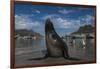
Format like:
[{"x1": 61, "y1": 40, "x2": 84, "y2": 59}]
[
  {"x1": 28, "y1": 18, "x2": 81, "y2": 61},
  {"x1": 45, "y1": 18, "x2": 69, "y2": 58}
]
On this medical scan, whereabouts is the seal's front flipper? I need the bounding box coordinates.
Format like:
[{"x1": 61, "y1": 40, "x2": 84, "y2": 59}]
[
  {"x1": 63, "y1": 47, "x2": 70, "y2": 59},
  {"x1": 68, "y1": 57, "x2": 81, "y2": 60},
  {"x1": 28, "y1": 54, "x2": 48, "y2": 60},
  {"x1": 64, "y1": 56, "x2": 81, "y2": 60}
]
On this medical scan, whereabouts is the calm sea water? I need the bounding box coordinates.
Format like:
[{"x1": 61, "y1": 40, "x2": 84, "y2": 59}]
[{"x1": 15, "y1": 38, "x2": 95, "y2": 66}]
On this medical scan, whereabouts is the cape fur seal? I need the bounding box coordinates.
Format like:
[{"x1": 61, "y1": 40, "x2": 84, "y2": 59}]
[
  {"x1": 45, "y1": 18, "x2": 69, "y2": 58},
  {"x1": 28, "y1": 18, "x2": 80, "y2": 60}
]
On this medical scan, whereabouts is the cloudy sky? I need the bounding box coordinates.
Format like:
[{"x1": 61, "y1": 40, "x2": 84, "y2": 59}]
[{"x1": 15, "y1": 3, "x2": 95, "y2": 36}]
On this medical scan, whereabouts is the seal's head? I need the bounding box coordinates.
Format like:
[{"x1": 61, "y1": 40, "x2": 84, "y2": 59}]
[{"x1": 45, "y1": 18, "x2": 55, "y2": 33}]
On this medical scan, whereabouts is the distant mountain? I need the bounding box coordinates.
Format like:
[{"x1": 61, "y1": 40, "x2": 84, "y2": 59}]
[
  {"x1": 71, "y1": 25, "x2": 94, "y2": 34},
  {"x1": 15, "y1": 29, "x2": 34, "y2": 36},
  {"x1": 15, "y1": 29, "x2": 43, "y2": 39}
]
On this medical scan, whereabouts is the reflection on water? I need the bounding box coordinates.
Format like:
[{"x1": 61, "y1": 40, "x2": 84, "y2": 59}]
[
  {"x1": 15, "y1": 38, "x2": 95, "y2": 65},
  {"x1": 64, "y1": 38, "x2": 95, "y2": 60},
  {"x1": 16, "y1": 39, "x2": 46, "y2": 49},
  {"x1": 16, "y1": 39, "x2": 46, "y2": 55}
]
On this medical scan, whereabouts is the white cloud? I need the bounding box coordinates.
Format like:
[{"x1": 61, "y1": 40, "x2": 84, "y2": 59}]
[
  {"x1": 42, "y1": 14, "x2": 94, "y2": 30},
  {"x1": 35, "y1": 10, "x2": 41, "y2": 13},
  {"x1": 51, "y1": 17, "x2": 81, "y2": 29},
  {"x1": 58, "y1": 9, "x2": 75, "y2": 14},
  {"x1": 42, "y1": 14, "x2": 81, "y2": 29},
  {"x1": 33, "y1": 9, "x2": 41, "y2": 13},
  {"x1": 15, "y1": 14, "x2": 41, "y2": 30},
  {"x1": 80, "y1": 15, "x2": 95, "y2": 25},
  {"x1": 42, "y1": 14, "x2": 59, "y2": 20},
  {"x1": 85, "y1": 15, "x2": 95, "y2": 23}
]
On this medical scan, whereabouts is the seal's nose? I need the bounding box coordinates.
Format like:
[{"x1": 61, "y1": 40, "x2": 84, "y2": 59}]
[
  {"x1": 46, "y1": 18, "x2": 51, "y2": 22},
  {"x1": 46, "y1": 18, "x2": 52, "y2": 24}
]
